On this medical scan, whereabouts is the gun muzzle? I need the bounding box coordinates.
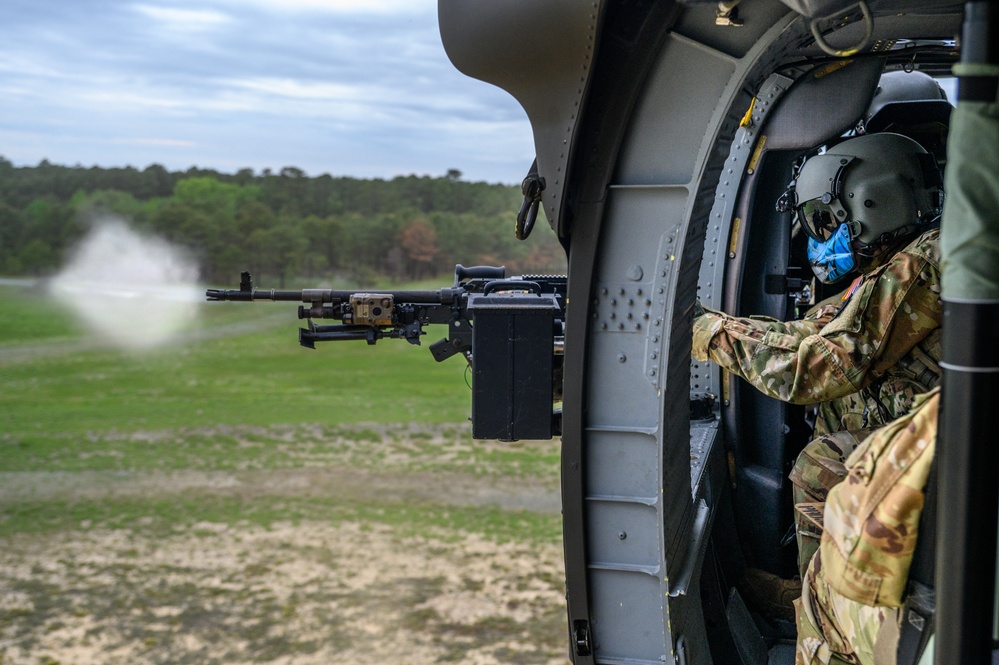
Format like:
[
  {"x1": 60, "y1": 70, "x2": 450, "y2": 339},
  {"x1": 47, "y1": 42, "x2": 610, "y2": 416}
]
[{"x1": 205, "y1": 288, "x2": 253, "y2": 301}]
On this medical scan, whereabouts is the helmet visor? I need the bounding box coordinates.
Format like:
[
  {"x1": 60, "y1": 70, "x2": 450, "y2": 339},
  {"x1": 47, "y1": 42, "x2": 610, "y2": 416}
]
[
  {"x1": 792, "y1": 153, "x2": 854, "y2": 242},
  {"x1": 797, "y1": 198, "x2": 842, "y2": 242}
]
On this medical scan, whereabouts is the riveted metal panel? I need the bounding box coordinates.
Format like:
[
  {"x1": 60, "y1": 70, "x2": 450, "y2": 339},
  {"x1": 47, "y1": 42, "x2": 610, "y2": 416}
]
[
  {"x1": 585, "y1": 429, "x2": 660, "y2": 501},
  {"x1": 589, "y1": 569, "x2": 670, "y2": 664},
  {"x1": 693, "y1": 71, "x2": 796, "y2": 400},
  {"x1": 587, "y1": 501, "x2": 662, "y2": 570}
]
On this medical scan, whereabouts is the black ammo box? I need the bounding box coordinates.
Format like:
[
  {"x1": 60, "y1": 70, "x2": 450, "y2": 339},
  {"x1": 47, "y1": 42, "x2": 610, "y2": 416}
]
[{"x1": 467, "y1": 289, "x2": 560, "y2": 441}]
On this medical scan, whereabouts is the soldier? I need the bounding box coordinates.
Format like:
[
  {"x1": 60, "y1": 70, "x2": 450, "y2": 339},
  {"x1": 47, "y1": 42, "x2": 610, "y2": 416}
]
[{"x1": 692, "y1": 131, "x2": 945, "y2": 606}]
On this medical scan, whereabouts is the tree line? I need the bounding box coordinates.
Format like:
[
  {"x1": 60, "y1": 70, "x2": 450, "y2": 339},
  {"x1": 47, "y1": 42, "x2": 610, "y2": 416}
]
[{"x1": 0, "y1": 158, "x2": 567, "y2": 285}]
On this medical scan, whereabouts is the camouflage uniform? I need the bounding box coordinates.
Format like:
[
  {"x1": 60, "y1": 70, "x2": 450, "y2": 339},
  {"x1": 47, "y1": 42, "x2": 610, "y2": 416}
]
[
  {"x1": 795, "y1": 389, "x2": 939, "y2": 665},
  {"x1": 692, "y1": 228, "x2": 942, "y2": 574}
]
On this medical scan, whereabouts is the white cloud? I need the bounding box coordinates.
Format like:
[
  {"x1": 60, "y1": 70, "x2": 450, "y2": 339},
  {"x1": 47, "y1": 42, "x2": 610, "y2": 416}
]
[
  {"x1": 226, "y1": 77, "x2": 360, "y2": 101},
  {"x1": 118, "y1": 138, "x2": 198, "y2": 148},
  {"x1": 77, "y1": 89, "x2": 190, "y2": 112},
  {"x1": 130, "y1": 4, "x2": 231, "y2": 29},
  {"x1": 0, "y1": 55, "x2": 64, "y2": 80}
]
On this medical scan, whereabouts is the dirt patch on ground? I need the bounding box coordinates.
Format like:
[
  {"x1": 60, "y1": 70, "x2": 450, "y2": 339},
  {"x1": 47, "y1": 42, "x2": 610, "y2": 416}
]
[
  {"x1": 0, "y1": 467, "x2": 561, "y2": 514},
  {"x1": 0, "y1": 520, "x2": 566, "y2": 665},
  {"x1": 0, "y1": 439, "x2": 567, "y2": 664}
]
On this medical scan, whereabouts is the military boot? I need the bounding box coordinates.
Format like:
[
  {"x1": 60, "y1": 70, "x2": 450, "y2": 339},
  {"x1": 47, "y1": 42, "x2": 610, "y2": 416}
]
[{"x1": 737, "y1": 567, "x2": 802, "y2": 623}]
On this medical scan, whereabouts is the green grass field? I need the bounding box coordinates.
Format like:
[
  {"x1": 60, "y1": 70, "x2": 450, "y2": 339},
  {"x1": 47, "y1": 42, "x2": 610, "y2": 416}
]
[
  {"x1": 1, "y1": 283, "x2": 471, "y2": 438},
  {"x1": 0, "y1": 283, "x2": 566, "y2": 664}
]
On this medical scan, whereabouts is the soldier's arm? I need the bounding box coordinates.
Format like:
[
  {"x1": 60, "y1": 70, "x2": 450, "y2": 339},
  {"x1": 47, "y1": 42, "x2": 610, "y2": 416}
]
[
  {"x1": 691, "y1": 309, "x2": 826, "y2": 400},
  {"x1": 691, "y1": 249, "x2": 941, "y2": 405},
  {"x1": 690, "y1": 282, "x2": 851, "y2": 364}
]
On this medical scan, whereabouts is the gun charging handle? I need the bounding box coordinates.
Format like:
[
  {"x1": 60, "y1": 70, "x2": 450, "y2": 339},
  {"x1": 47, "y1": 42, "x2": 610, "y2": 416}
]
[{"x1": 454, "y1": 264, "x2": 506, "y2": 285}]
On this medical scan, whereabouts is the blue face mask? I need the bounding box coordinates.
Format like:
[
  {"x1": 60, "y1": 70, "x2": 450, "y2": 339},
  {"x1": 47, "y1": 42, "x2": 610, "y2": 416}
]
[{"x1": 807, "y1": 222, "x2": 856, "y2": 284}]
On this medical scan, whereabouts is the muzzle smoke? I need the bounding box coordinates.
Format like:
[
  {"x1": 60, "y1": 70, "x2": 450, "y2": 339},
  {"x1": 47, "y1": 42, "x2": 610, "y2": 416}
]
[{"x1": 48, "y1": 218, "x2": 202, "y2": 350}]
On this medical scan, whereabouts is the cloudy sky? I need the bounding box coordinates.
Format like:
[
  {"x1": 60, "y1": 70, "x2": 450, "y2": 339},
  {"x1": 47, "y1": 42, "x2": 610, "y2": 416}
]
[{"x1": 0, "y1": 0, "x2": 535, "y2": 184}]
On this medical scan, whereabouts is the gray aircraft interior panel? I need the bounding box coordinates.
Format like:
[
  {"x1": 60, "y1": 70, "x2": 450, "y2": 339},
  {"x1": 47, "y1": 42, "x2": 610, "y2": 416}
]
[
  {"x1": 689, "y1": 421, "x2": 719, "y2": 489},
  {"x1": 689, "y1": 362, "x2": 714, "y2": 394},
  {"x1": 864, "y1": 11, "x2": 963, "y2": 46},
  {"x1": 584, "y1": 336, "x2": 661, "y2": 429},
  {"x1": 614, "y1": 34, "x2": 736, "y2": 186},
  {"x1": 594, "y1": 186, "x2": 688, "y2": 279},
  {"x1": 586, "y1": 501, "x2": 663, "y2": 570},
  {"x1": 588, "y1": 569, "x2": 671, "y2": 664},
  {"x1": 672, "y1": 0, "x2": 793, "y2": 59},
  {"x1": 692, "y1": 69, "x2": 799, "y2": 407},
  {"x1": 584, "y1": 429, "x2": 660, "y2": 500},
  {"x1": 764, "y1": 56, "x2": 884, "y2": 151},
  {"x1": 586, "y1": 186, "x2": 689, "y2": 430},
  {"x1": 789, "y1": 6, "x2": 962, "y2": 59}
]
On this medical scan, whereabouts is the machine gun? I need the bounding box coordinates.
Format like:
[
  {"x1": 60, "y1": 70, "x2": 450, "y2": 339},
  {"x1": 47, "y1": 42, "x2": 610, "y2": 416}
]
[{"x1": 206, "y1": 264, "x2": 566, "y2": 441}]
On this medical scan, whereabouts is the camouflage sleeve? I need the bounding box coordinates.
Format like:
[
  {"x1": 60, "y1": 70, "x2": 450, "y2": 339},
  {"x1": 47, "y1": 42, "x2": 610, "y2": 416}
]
[
  {"x1": 803, "y1": 286, "x2": 853, "y2": 324},
  {"x1": 819, "y1": 388, "x2": 939, "y2": 608},
  {"x1": 692, "y1": 247, "x2": 941, "y2": 405},
  {"x1": 691, "y1": 308, "x2": 822, "y2": 363},
  {"x1": 691, "y1": 310, "x2": 726, "y2": 362}
]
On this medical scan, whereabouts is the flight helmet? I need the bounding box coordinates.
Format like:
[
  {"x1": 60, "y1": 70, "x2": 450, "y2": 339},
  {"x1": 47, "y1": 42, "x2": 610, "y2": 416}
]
[
  {"x1": 861, "y1": 70, "x2": 953, "y2": 167},
  {"x1": 777, "y1": 132, "x2": 943, "y2": 284}
]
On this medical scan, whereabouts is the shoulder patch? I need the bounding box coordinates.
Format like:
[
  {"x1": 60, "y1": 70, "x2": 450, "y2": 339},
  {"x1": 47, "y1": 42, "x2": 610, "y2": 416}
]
[{"x1": 842, "y1": 275, "x2": 865, "y2": 301}]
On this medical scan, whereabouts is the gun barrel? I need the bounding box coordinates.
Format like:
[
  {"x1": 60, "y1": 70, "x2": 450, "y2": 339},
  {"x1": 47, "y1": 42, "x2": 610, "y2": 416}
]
[
  {"x1": 205, "y1": 288, "x2": 322, "y2": 302},
  {"x1": 205, "y1": 286, "x2": 454, "y2": 304}
]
